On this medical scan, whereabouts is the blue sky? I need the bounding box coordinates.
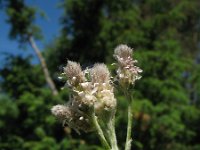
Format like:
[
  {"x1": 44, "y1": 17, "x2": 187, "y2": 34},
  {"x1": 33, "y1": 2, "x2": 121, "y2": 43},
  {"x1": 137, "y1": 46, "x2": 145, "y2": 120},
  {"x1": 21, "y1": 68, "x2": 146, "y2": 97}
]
[{"x1": 0, "y1": 0, "x2": 62, "y2": 65}]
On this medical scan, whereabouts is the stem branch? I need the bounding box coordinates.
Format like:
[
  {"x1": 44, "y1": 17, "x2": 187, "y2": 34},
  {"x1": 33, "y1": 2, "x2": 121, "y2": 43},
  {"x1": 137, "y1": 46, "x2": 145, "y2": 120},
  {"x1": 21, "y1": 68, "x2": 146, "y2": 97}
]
[
  {"x1": 125, "y1": 91, "x2": 133, "y2": 150},
  {"x1": 91, "y1": 112, "x2": 111, "y2": 150},
  {"x1": 107, "y1": 116, "x2": 118, "y2": 150}
]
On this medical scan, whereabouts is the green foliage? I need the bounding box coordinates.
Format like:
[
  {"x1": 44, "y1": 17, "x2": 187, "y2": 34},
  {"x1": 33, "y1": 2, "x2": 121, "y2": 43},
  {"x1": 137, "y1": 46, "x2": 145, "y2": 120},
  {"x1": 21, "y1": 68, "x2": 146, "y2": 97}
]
[
  {"x1": 0, "y1": 95, "x2": 19, "y2": 128},
  {"x1": 5, "y1": 0, "x2": 42, "y2": 43},
  {"x1": 0, "y1": 56, "x2": 45, "y2": 98}
]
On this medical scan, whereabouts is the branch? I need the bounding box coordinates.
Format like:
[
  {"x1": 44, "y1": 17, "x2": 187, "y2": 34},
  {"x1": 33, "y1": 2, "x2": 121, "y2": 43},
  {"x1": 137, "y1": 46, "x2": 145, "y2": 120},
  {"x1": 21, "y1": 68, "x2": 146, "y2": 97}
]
[{"x1": 28, "y1": 36, "x2": 58, "y2": 96}]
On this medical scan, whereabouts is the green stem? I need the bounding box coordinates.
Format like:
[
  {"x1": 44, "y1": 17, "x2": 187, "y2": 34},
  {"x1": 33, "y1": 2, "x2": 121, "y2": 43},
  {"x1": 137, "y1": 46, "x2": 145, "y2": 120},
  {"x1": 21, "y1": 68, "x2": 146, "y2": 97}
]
[
  {"x1": 125, "y1": 91, "x2": 133, "y2": 150},
  {"x1": 107, "y1": 116, "x2": 119, "y2": 150},
  {"x1": 91, "y1": 112, "x2": 111, "y2": 150}
]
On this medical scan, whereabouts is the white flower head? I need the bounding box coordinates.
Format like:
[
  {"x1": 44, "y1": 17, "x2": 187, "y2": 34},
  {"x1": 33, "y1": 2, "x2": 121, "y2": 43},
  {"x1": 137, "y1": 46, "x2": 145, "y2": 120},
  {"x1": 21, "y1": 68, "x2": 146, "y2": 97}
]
[
  {"x1": 90, "y1": 64, "x2": 117, "y2": 112},
  {"x1": 51, "y1": 105, "x2": 72, "y2": 121},
  {"x1": 114, "y1": 44, "x2": 132, "y2": 59},
  {"x1": 64, "y1": 60, "x2": 85, "y2": 86},
  {"x1": 114, "y1": 44, "x2": 142, "y2": 87},
  {"x1": 51, "y1": 104, "x2": 93, "y2": 132},
  {"x1": 90, "y1": 63, "x2": 110, "y2": 84}
]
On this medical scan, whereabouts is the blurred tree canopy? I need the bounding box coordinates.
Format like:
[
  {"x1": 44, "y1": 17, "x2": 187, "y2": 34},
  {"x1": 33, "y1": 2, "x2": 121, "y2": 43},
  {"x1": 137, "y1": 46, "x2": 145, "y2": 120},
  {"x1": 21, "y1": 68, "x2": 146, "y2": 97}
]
[
  {"x1": 3, "y1": 0, "x2": 58, "y2": 95},
  {"x1": 0, "y1": 0, "x2": 200, "y2": 150}
]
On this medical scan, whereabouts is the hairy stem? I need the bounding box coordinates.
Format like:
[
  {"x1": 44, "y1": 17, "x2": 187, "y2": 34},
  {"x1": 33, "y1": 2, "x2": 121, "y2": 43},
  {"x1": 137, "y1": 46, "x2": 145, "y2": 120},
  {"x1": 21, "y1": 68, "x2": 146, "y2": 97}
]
[
  {"x1": 125, "y1": 91, "x2": 133, "y2": 150},
  {"x1": 91, "y1": 112, "x2": 111, "y2": 150},
  {"x1": 107, "y1": 116, "x2": 119, "y2": 150}
]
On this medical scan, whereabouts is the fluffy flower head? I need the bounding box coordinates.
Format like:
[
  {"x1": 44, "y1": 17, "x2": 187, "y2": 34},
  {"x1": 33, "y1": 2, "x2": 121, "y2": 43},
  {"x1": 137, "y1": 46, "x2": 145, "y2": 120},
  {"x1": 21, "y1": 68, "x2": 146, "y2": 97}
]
[
  {"x1": 90, "y1": 64, "x2": 116, "y2": 112},
  {"x1": 90, "y1": 63, "x2": 111, "y2": 84},
  {"x1": 64, "y1": 60, "x2": 85, "y2": 86},
  {"x1": 114, "y1": 44, "x2": 142, "y2": 87},
  {"x1": 51, "y1": 105, "x2": 72, "y2": 121},
  {"x1": 114, "y1": 44, "x2": 132, "y2": 59},
  {"x1": 51, "y1": 104, "x2": 93, "y2": 132}
]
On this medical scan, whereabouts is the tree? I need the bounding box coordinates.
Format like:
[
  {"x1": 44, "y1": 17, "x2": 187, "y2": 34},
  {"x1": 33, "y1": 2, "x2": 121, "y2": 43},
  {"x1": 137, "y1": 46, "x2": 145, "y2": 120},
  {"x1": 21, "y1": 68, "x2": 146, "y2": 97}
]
[
  {"x1": 4, "y1": 0, "x2": 58, "y2": 95},
  {"x1": 0, "y1": 55, "x2": 44, "y2": 98}
]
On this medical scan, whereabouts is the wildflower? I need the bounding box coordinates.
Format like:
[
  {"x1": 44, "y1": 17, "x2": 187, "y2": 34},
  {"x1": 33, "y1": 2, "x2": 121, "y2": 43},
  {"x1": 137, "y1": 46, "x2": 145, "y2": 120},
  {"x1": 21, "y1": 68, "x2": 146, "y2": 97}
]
[
  {"x1": 51, "y1": 104, "x2": 93, "y2": 132},
  {"x1": 114, "y1": 44, "x2": 142, "y2": 88},
  {"x1": 51, "y1": 104, "x2": 72, "y2": 121},
  {"x1": 64, "y1": 60, "x2": 85, "y2": 87},
  {"x1": 51, "y1": 45, "x2": 142, "y2": 150},
  {"x1": 63, "y1": 61, "x2": 96, "y2": 108},
  {"x1": 73, "y1": 86, "x2": 97, "y2": 108},
  {"x1": 90, "y1": 63, "x2": 110, "y2": 84},
  {"x1": 90, "y1": 64, "x2": 116, "y2": 112}
]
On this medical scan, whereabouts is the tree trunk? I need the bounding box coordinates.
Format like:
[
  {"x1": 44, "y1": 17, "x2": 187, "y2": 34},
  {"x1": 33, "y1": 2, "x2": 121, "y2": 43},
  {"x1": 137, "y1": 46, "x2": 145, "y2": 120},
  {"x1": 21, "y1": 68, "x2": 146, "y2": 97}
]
[{"x1": 28, "y1": 36, "x2": 58, "y2": 96}]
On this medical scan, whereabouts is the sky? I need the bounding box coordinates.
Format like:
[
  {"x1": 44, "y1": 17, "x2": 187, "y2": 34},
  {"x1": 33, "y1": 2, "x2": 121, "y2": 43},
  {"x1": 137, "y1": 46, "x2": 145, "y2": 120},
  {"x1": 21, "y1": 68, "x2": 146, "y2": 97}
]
[{"x1": 0, "y1": 0, "x2": 62, "y2": 65}]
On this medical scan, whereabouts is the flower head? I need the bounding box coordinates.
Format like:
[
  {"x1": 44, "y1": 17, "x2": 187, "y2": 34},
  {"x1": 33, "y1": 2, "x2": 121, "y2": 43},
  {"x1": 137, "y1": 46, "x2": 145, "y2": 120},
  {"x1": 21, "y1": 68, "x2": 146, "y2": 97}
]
[
  {"x1": 64, "y1": 61, "x2": 85, "y2": 86},
  {"x1": 90, "y1": 64, "x2": 110, "y2": 84},
  {"x1": 51, "y1": 104, "x2": 72, "y2": 121},
  {"x1": 114, "y1": 44, "x2": 142, "y2": 87},
  {"x1": 51, "y1": 104, "x2": 93, "y2": 132},
  {"x1": 114, "y1": 44, "x2": 132, "y2": 59},
  {"x1": 90, "y1": 64, "x2": 116, "y2": 112}
]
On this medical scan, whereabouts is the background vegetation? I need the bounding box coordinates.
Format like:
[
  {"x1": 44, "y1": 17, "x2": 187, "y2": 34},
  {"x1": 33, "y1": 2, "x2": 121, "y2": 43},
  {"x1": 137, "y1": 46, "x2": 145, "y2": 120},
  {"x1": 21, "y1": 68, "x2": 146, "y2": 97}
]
[{"x1": 0, "y1": 0, "x2": 200, "y2": 149}]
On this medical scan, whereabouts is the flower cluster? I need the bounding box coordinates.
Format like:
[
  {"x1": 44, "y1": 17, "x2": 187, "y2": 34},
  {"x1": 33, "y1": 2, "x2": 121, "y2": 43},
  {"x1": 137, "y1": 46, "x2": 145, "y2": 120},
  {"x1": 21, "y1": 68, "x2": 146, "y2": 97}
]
[
  {"x1": 113, "y1": 44, "x2": 143, "y2": 88},
  {"x1": 51, "y1": 44, "x2": 142, "y2": 150},
  {"x1": 51, "y1": 61, "x2": 116, "y2": 132}
]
